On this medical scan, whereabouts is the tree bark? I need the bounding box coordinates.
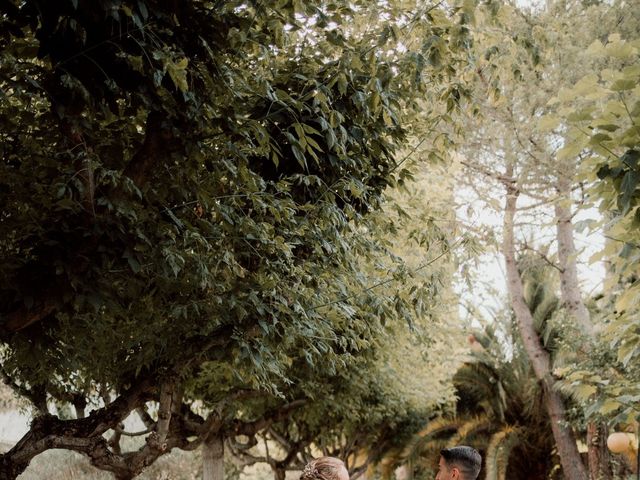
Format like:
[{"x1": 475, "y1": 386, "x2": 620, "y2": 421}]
[
  {"x1": 203, "y1": 433, "x2": 224, "y2": 480},
  {"x1": 554, "y1": 173, "x2": 593, "y2": 337},
  {"x1": 503, "y1": 176, "x2": 588, "y2": 480},
  {"x1": 587, "y1": 422, "x2": 612, "y2": 480},
  {"x1": 0, "y1": 379, "x2": 152, "y2": 480},
  {"x1": 555, "y1": 173, "x2": 611, "y2": 480},
  {"x1": 273, "y1": 466, "x2": 287, "y2": 480}
]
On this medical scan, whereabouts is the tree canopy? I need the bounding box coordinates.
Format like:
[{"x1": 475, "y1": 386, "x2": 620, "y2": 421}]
[
  {"x1": 6, "y1": 1, "x2": 640, "y2": 479},
  {"x1": 0, "y1": 0, "x2": 469, "y2": 478}
]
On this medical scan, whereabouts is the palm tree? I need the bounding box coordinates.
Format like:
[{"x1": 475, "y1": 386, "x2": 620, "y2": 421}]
[{"x1": 391, "y1": 256, "x2": 569, "y2": 480}]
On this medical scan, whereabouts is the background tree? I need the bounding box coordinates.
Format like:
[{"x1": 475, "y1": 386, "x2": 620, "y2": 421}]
[
  {"x1": 393, "y1": 256, "x2": 574, "y2": 480},
  {"x1": 447, "y1": 1, "x2": 640, "y2": 477}
]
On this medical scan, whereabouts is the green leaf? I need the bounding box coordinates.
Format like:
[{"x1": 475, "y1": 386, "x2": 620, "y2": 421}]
[
  {"x1": 611, "y1": 79, "x2": 637, "y2": 91},
  {"x1": 291, "y1": 144, "x2": 307, "y2": 169},
  {"x1": 598, "y1": 399, "x2": 621, "y2": 415},
  {"x1": 166, "y1": 58, "x2": 189, "y2": 92},
  {"x1": 538, "y1": 115, "x2": 560, "y2": 131},
  {"x1": 557, "y1": 142, "x2": 583, "y2": 161},
  {"x1": 619, "y1": 170, "x2": 640, "y2": 213},
  {"x1": 137, "y1": 1, "x2": 149, "y2": 20},
  {"x1": 573, "y1": 384, "x2": 597, "y2": 400},
  {"x1": 605, "y1": 40, "x2": 636, "y2": 59},
  {"x1": 596, "y1": 124, "x2": 619, "y2": 132},
  {"x1": 586, "y1": 39, "x2": 604, "y2": 56},
  {"x1": 337, "y1": 73, "x2": 348, "y2": 95},
  {"x1": 617, "y1": 340, "x2": 638, "y2": 366}
]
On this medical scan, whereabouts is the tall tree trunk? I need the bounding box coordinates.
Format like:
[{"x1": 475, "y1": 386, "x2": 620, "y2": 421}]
[
  {"x1": 554, "y1": 174, "x2": 593, "y2": 336},
  {"x1": 203, "y1": 433, "x2": 224, "y2": 480},
  {"x1": 503, "y1": 176, "x2": 588, "y2": 480},
  {"x1": 555, "y1": 173, "x2": 611, "y2": 480}
]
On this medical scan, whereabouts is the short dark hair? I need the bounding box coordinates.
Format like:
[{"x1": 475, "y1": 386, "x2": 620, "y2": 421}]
[{"x1": 440, "y1": 446, "x2": 481, "y2": 480}]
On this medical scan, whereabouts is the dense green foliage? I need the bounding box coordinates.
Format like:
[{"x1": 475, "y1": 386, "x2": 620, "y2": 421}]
[
  {"x1": 1, "y1": 0, "x2": 412, "y2": 393},
  {"x1": 552, "y1": 12, "x2": 640, "y2": 425},
  {"x1": 0, "y1": 0, "x2": 469, "y2": 477}
]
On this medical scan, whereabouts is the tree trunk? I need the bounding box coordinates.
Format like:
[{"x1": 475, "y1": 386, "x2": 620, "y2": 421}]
[
  {"x1": 587, "y1": 423, "x2": 612, "y2": 480},
  {"x1": 273, "y1": 466, "x2": 287, "y2": 480},
  {"x1": 554, "y1": 174, "x2": 593, "y2": 337},
  {"x1": 555, "y1": 173, "x2": 611, "y2": 480},
  {"x1": 203, "y1": 433, "x2": 224, "y2": 480},
  {"x1": 503, "y1": 177, "x2": 588, "y2": 480},
  {"x1": 0, "y1": 458, "x2": 28, "y2": 480}
]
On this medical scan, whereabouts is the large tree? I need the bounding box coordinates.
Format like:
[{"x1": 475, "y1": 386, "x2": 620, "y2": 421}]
[
  {"x1": 0, "y1": 0, "x2": 466, "y2": 478},
  {"x1": 448, "y1": 1, "x2": 640, "y2": 478}
]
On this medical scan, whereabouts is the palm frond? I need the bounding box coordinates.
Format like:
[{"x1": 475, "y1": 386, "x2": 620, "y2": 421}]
[
  {"x1": 454, "y1": 362, "x2": 505, "y2": 420},
  {"x1": 400, "y1": 417, "x2": 462, "y2": 460},
  {"x1": 532, "y1": 295, "x2": 558, "y2": 337},
  {"x1": 484, "y1": 426, "x2": 522, "y2": 480},
  {"x1": 446, "y1": 414, "x2": 493, "y2": 447}
]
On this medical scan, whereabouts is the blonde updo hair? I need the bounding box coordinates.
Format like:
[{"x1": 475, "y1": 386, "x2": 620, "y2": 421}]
[{"x1": 300, "y1": 457, "x2": 348, "y2": 480}]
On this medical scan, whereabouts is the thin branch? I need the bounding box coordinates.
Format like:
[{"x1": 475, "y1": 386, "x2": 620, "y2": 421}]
[
  {"x1": 267, "y1": 426, "x2": 291, "y2": 450},
  {"x1": 263, "y1": 432, "x2": 272, "y2": 464},
  {"x1": 459, "y1": 159, "x2": 516, "y2": 185},
  {"x1": 120, "y1": 428, "x2": 154, "y2": 437},
  {"x1": 521, "y1": 242, "x2": 564, "y2": 273},
  {"x1": 229, "y1": 399, "x2": 307, "y2": 437},
  {"x1": 308, "y1": 236, "x2": 465, "y2": 312},
  {"x1": 107, "y1": 423, "x2": 124, "y2": 455},
  {"x1": 136, "y1": 406, "x2": 155, "y2": 430},
  {"x1": 226, "y1": 437, "x2": 267, "y2": 467}
]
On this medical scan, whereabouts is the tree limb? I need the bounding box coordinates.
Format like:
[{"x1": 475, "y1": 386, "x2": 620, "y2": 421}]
[
  {"x1": 1, "y1": 300, "x2": 56, "y2": 334},
  {"x1": 153, "y1": 378, "x2": 176, "y2": 449},
  {"x1": 228, "y1": 399, "x2": 306, "y2": 437},
  {"x1": 0, "y1": 377, "x2": 153, "y2": 478}
]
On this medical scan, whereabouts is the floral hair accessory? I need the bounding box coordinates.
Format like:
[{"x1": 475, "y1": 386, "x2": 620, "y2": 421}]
[{"x1": 302, "y1": 464, "x2": 318, "y2": 479}]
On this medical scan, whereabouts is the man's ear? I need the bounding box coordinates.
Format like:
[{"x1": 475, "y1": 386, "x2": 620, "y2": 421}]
[{"x1": 451, "y1": 466, "x2": 461, "y2": 480}]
